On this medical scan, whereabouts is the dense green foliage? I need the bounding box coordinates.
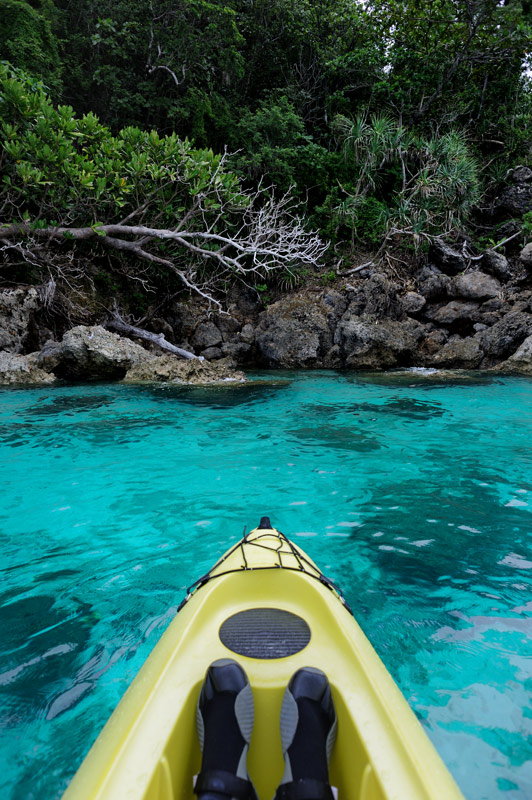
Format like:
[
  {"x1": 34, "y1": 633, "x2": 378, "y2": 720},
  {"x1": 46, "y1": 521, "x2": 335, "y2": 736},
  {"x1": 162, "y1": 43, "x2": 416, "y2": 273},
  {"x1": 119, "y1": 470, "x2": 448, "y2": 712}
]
[
  {"x1": 0, "y1": 64, "x2": 246, "y2": 226},
  {"x1": 1, "y1": 0, "x2": 532, "y2": 282},
  {"x1": 0, "y1": 64, "x2": 326, "y2": 307},
  {"x1": 54, "y1": 0, "x2": 245, "y2": 143},
  {"x1": 47, "y1": 2, "x2": 532, "y2": 147},
  {"x1": 332, "y1": 114, "x2": 481, "y2": 247},
  {"x1": 0, "y1": 1, "x2": 61, "y2": 94}
]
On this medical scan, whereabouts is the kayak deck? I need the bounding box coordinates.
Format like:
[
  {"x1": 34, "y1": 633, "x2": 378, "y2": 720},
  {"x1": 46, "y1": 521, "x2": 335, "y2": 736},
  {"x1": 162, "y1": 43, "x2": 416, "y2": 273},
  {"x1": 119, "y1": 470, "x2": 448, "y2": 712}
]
[{"x1": 63, "y1": 528, "x2": 464, "y2": 800}]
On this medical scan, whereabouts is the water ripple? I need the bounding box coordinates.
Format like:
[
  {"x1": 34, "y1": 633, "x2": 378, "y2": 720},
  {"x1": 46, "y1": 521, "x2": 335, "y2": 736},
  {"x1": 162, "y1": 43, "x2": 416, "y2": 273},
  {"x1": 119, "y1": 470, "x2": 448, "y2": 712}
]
[{"x1": 1, "y1": 374, "x2": 532, "y2": 799}]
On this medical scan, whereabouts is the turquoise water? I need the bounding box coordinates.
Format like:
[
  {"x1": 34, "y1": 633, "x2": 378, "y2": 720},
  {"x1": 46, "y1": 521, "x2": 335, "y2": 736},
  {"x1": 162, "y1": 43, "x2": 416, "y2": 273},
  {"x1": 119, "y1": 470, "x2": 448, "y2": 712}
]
[{"x1": 0, "y1": 370, "x2": 531, "y2": 800}]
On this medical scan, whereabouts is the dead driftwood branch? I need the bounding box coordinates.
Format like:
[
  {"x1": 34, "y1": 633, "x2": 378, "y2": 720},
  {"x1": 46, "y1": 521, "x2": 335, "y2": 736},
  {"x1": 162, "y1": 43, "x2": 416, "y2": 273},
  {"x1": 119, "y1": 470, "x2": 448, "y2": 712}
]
[
  {"x1": 106, "y1": 315, "x2": 202, "y2": 360},
  {"x1": 0, "y1": 187, "x2": 326, "y2": 308}
]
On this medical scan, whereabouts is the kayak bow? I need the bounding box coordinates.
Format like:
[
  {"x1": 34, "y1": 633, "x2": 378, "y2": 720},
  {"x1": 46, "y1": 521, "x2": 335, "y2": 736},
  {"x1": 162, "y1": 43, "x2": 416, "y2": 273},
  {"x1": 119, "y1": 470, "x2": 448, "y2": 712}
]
[{"x1": 62, "y1": 520, "x2": 464, "y2": 800}]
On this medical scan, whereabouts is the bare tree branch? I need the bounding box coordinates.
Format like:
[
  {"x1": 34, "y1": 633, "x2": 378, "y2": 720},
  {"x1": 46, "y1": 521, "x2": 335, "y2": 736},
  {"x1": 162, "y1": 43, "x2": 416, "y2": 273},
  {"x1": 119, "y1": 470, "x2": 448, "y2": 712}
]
[
  {"x1": 0, "y1": 185, "x2": 327, "y2": 306},
  {"x1": 147, "y1": 62, "x2": 186, "y2": 88},
  {"x1": 146, "y1": 1, "x2": 186, "y2": 89},
  {"x1": 106, "y1": 314, "x2": 202, "y2": 360}
]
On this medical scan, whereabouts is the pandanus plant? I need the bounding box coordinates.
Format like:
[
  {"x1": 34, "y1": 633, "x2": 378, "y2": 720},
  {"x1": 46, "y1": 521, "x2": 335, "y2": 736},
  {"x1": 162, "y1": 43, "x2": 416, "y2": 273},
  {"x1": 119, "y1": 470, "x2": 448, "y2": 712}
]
[{"x1": 332, "y1": 112, "x2": 480, "y2": 253}]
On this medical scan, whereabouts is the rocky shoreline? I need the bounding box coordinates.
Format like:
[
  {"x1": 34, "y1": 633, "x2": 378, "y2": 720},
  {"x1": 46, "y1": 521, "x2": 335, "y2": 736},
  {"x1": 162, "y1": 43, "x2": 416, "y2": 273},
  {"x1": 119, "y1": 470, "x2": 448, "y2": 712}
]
[
  {"x1": 2, "y1": 169, "x2": 532, "y2": 384},
  {"x1": 2, "y1": 240, "x2": 532, "y2": 385},
  {"x1": 250, "y1": 246, "x2": 532, "y2": 374},
  {"x1": 0, "y1": 325, "x2": 246, "y2": 386}
]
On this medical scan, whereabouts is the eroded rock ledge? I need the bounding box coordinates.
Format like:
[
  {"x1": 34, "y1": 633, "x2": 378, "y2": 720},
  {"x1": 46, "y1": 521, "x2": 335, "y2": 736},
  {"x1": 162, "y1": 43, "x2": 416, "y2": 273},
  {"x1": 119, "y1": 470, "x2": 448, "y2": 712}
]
[
  {"x1": 249, "y1": 257, "x2": 532, "y2": 374},
  {"x1": 0, "y1": 352, "x2": 57, "y2": 385},
  {"x1": 123, "y1": 355, "x2": 245, "y2": 384},
  {"x1": 0, "y1": 326, "x2": 245, "y2": 386}
]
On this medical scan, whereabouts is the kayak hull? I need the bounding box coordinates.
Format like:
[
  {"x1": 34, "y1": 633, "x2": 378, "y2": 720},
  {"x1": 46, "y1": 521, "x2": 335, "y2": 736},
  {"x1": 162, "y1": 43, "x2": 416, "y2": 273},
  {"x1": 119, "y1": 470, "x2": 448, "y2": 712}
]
[{"x1": 62, "y1": 528, "x2": 464, "y2": 800}]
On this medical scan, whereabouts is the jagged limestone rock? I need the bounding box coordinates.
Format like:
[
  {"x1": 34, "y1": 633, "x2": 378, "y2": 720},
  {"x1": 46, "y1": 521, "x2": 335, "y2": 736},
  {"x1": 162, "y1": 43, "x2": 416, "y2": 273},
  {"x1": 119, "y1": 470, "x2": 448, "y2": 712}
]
[
  {"x1": 0, "y1": 351, "x2": 56, "y2": 384},
  {"x1": 401, "y1": 292, "x2": 426, "y2": 315},
  {"x1": 335, "y1": 316, "x2": 422, "y2": 369},
  {"x1": 496, "y1": 182, "x2": 532, "y2": 217},
  {"x1": 481, "y1": 251, "x2": 512, "y2": 281},
  {"x1": 346, "y1": 273, "x2": 401, "y2": 319},
  {"x1": 479, "y1": 312, "x2": 532, "y2": 364},
  {"x1": 428, "y1": 242, "x2": 467, "y2": 275},
  {"x1": 430, "y1": 336, "x2": 484, "y2": 369},
  {"x1": 0, "y1": 288, "x2": 41, "y2": 353},
  {"x1": 451, "y1": 271, "x2": 501, "y2": 301},
  {"x1": 123, "y1": 356, "x2": 245, "y2": 384},
  {"x1": 255, "y1": 292, "x2": 340, "y2": 367},
  {"x1": 56, "y1": 325, "x2": 154, "y2": 379},
  {"x1": 192, "y1": 321, "x2": 223, "y2": 351},
  {"x1": 519, "y1": 243, "x2": 532, "y2": 269},
  {"x1": 496, "y1": 334, "x2": 532, "y2": 375},
  {"x1": 425, "y1": 300, "x2": 479, "y2": 326}
]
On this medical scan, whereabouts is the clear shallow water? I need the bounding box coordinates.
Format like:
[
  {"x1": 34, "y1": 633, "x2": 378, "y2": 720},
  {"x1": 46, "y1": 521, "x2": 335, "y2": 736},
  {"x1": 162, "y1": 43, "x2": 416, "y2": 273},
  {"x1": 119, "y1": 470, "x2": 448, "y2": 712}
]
[{"x1": 0, "y1": 370, "x2": 531, "y2": 800}]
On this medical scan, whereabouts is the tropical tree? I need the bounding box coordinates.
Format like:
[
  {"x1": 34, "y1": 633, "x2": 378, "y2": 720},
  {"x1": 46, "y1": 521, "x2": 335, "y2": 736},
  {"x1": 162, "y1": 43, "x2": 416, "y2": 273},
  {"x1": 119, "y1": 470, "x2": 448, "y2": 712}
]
[
  {"x1": 0, "y1": 0, "x2": 62, "y2": 94},
  {"x1": 53, "y1": 0, "x2": 245, "y2": 144},
  {"x1": 0, "y1": 64, "x2": 327, "y2": 310},
  {"x1": 365, "y1": 0, "x2": 532, "y2": 134},
  {"x1": 333, "y1": 113, "x2": 480, "y2": 252}
]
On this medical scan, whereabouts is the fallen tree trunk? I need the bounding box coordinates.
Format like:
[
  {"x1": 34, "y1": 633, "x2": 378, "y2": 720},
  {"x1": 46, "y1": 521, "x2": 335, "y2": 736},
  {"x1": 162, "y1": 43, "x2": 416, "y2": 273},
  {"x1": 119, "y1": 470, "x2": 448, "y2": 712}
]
[
  {"x1": 106, "y1": 317, "x2": 202, "y2": 360},
  {"x1": 0, "y1": 194, "x2": 327, "y2": 309}
]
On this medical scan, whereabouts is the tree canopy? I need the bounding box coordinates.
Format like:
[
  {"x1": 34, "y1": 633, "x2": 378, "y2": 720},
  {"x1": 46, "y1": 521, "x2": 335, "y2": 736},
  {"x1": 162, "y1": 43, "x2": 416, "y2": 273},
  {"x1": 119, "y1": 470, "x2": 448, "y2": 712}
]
[
  {"x1": 1, "y1": 0, "x2": 531, "y2": 308},
  {"x1": 0, "y1": 64, "x2": 326, "y2": 310}
]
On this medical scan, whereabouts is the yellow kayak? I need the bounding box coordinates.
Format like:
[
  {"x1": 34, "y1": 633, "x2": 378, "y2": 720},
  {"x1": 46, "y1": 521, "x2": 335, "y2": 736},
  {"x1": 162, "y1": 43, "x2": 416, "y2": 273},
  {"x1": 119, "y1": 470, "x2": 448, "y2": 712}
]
[{"x1": 63, "y1": 520, "x2": 464, "y2": 800}]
